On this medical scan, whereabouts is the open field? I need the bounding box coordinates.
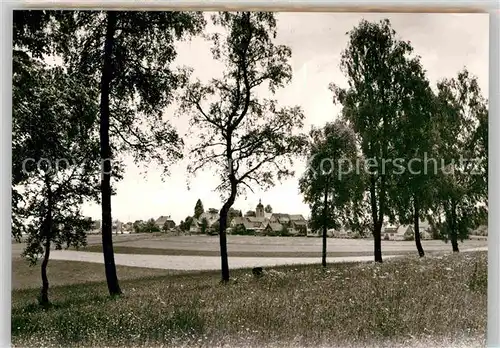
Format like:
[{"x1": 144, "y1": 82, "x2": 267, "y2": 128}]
[
  {"x1": 13, "y1": 234, "x2": 488, "y2": 259},
  {"x1": 13, "y1": 235, "x2": 488, "y2": 272},
  {"x1": 12, "y1": 251, "x2": 487, "y2": 348},
  {"x1": 79, "y1": 234, "x2": 488, "y2": 256},
  {"x1": 81, "y1": 245, "x2": 421, "y2": 258},
  {"x1": 12, "y1": 258, "x2": 184, "y2": 290}
]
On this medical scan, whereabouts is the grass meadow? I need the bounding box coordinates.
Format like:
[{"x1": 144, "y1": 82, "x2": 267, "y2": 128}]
[{"x1": 12, "y1": 251, "x2": 487, "y2": 347}]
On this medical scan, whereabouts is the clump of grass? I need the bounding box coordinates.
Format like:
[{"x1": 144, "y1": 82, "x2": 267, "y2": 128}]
[
  {"x1": 12, "y1": 251, "x2": 487, "y2": 347},
  {"x1": 467, "y1": 259, "x2": 488, "y2": 295}
]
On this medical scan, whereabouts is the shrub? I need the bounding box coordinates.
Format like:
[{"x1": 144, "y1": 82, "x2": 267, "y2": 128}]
[{"x1": 232, "y1": 225, "x2": 255, "y2": 236}]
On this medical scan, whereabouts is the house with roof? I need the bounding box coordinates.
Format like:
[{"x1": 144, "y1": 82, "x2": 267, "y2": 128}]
[
  {"x1": 416, "y1": 219, "x2": 433, "y2": 239},
  {"x1": 199, "y1": 210, "x2": 219, "y2": 226},
  {"x1": 188, "y1": 209, "x2": 220, "y2": 234},
  {"x1": 269, "y1": 213, "x2": 307, "y2": 236},
  {"x1": 383, "y1": 224, "x2": 400, "y2": 240},
  {"x1": 263, "y1": 222, "x2": 284, "y2": 235},
  {"x1": 288, "y1": 216, "x2": 308, "y2": 235},
  {"x1": 230, "y1": 216, "x2": 247, "y2": 228},
  {"x1": 189, "y1": 217, "x2": 201, "y2": 233},
  {"x1": 155, "y1": 215, "x2": 176, "y2": 231},
  {"x1": 246, "y1": 216, "x2": 267, "y2": 232},
  {"x1": 230, "y1": 200, "x2": 308, "y2": 236},
  {"x1": 269, "y1": 213, "x2": 291, "y2": 225},
  {"x1": 382, "y1": 219, "x2": 433, "y2": 241}
]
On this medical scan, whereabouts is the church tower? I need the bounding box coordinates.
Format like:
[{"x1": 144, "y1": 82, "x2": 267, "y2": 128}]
[{"x1": 256, "y1": 199, "x2": 264, "y2": 218}]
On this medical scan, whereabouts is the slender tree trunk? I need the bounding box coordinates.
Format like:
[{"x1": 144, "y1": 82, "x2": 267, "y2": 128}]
[
  {"x1": 219, "y1": 210, "x2": 230, "y2": 282},
  {"x1": 373, "y1": 222, "x2": 382, "y2": 262},
  {"x1": 413, "y1": 197, "x2": 425, "y2": 257},
  {"x1": 370, "y1": 175, "x2": 383, "y2": 263},
  {"x1": 219, "y1": 179, "x2": 237, "y2": 283},
  {"x1": 39, "y1": 183, "x2": 52, "y2": 306},
  {"x1": 39, "y1": 236, "x2": 51, "y2": 306},
  {"x1": 321, "y1": 181, "x2": 329, "y2": 268},
  {"x1": 450, "y1": 199, "x2": 459, "y2": 252},
  {"x1": 100, "y1": 10, "x2": 121, "y2": 296},
  {"x1": 219, "y1": 199, "x2": 236, "y2": 282}
]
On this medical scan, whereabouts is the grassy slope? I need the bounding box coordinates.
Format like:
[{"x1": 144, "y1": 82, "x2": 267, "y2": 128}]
[
  {"x1": 12, "y1": 258, "x2": 185, "y2": 290},
  {"x1": 12, "y1": 251, "x2": 486, "y2": 347}
]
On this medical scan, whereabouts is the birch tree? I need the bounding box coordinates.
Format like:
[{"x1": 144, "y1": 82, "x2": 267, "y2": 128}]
[{"x1": 180, "y1": 12, "x2": 307, "y2": 282}]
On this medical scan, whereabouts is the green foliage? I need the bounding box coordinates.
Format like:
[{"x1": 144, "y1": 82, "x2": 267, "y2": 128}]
[
  {"x1": 179, "y1": 12, "x2": 308, "y2": 279},
  {"x1": 279, "y1": 225, "x2": 290, "y2": 237},
  {"x1": 264, "y1": 205, "x2": 273, "y2": 214},
  {"x1": 200, "y1": 218, "x2": 209, "y2": 235},
  {"x1": 299, "y1": 120, "x2": 364, "y2": 234},
  {"x1": 180, "y1": 216, "x2": 194, "y2": 232},
  {"x1": 162, "y1": 220, "x2": 171, "y2": 232},
  {"x1": 132, "y1": 219, "x2": 160, "y2": 233},
  {"x1": 132, "y1": 220, "x2": 144, "y2": 233},
  {"x1": 12, "y1": 10, "x2": 207, "y2": 295},
  {"x1": 227, "y1": 207, "x2": 242, "y2": 223},
  {"x1": 144, "y1": 219, "x2": 160, "y2": 233},
  {"x1": 328, "y1": 18, "x2": 443, "y2": 260},
  {"x1": 387, "y1": 49, "x2": 439, "y2": 233},
  {"x1": 54, "y1": 11, "x2": 207, "y2": 174},
  {"x1": 432, "y1": 69, "x2": 488, "y2": 248},
  {"x1": 231, "y1": 224, "x2": 254, "y2": 236},
  {"x1": 180, "y1": 11, "x2": 308, "y2": 201},
  {"x1": 194, "y1": 199, "x2": 204, "y2": 219},
  {"x1": 208, "y1": 221, "x2": 220, "y2": 236},
  {"x1": 12, "y1": 53, "x2": 101, "y2": 260},
  {"x1": 13, "y1": 10, "x2": 75, "y2": 59}
]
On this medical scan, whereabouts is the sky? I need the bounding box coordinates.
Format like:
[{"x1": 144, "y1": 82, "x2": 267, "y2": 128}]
[{"x1": 80, "y1": 12, "x2": 489, "y2": 225}]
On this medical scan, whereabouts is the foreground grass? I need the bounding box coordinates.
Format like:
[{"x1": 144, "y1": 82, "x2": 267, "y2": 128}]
[
  {"x1": 81, "y1": 244, "x2": 416, "y2": 258},
  {"x1": 12, "y1": 252, "x2": 487, "y2": 347}
]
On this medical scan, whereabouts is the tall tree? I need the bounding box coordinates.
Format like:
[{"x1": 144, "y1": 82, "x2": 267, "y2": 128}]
[
  {"x1": 12, "y1": 10, "x2": 76, "y2": 237},
  {"x1": 299, "y1": 120, "x2": 363, "y2": 267},
  {"x1": 180, "y1": 12, "x2": 307, "y2": 282},
  {"x1": 143, "y1": 218, "x2": 160, "y2": 233},
  {"x1": 56, "y1": 11, "x2": 206, "y2": 295},
  {"x1": 330, "y1": 19, "x2": 414, "y2": 262},
  {"x1": 264, "y1": 204, "x2": 273, "y2": 213},
  {"x1": 433, "y1": 69, "x2": 488, "y2": 252},
  {"x1": 12, "y1": 55, "x2": 101, "y2": 305},
  {"x1": 194, "y1": 199, "x2": 204, "y2": 219},
  {"x1": 389, "y1": 55, "x2": 439, "y2": 257}
]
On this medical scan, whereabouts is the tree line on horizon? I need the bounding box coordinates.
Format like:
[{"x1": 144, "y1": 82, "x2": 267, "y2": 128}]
[{"x1": 12, "y1": 11, "x2": 487, "y2": 305}]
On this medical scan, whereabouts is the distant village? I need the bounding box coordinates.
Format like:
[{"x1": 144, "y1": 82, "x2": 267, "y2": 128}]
[{"x1": 85, "y1": 199, "x2": 486, "y2": 241}]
